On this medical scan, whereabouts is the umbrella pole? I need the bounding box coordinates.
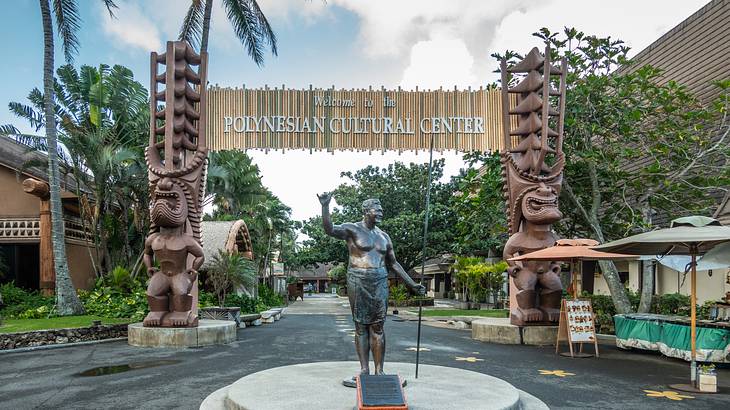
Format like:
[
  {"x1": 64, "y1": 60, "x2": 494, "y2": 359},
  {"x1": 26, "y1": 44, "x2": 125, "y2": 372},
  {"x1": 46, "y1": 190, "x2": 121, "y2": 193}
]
[
  {"x1": 690, "y1": 249, "x2": 697, "y2": 386},
  {"x1": 572, "y1": 258, "x2": 578, "y2": 299}
]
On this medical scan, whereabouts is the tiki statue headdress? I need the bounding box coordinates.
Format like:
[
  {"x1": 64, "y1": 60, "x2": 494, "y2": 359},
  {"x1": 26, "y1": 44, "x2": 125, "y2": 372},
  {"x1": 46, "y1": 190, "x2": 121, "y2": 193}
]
[
  {"x1": 501, "y1": 47, "x2": 567, "y2": 326},
  {"x1": 142, "y1": 41, "x2": 208, "y2": 327}
]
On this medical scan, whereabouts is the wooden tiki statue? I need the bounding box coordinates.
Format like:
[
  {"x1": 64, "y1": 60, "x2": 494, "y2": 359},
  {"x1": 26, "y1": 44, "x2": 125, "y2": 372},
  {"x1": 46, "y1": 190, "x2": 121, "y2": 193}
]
[
  {"x1": 142, "y1": 41, "x2": 208, "y2": 327},
  {"x1": 501, "y1": 47, "x2": 567, "y2": 326}
]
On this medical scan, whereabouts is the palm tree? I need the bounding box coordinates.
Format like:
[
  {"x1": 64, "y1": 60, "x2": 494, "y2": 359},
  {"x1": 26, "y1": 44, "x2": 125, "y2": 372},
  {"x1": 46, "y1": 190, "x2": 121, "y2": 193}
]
[
  {"x1": 179, "y1": 0, "x2": 277, "y2": 64},
  {"x1": 206, "y1": 250, "x2": 257, "y2": 307},
  {"x1": 8, "y1": 63, "x2": 150, "y2": 277},
  {"x1": 37, "y1": 0, "x2": 117, "y2": 315}
]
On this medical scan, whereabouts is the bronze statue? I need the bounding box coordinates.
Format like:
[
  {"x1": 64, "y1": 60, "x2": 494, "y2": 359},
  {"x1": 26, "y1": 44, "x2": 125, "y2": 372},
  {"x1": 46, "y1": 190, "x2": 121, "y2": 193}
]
[
  {"x1": 318, "y1": 194, "x2": 425, "y2": 386},
  {"x1": 143, "y1": 41, "x2": 209, "y2": 328},
  {"x1": 500, "y1": 47, "x2": 567, "y2": 326}
]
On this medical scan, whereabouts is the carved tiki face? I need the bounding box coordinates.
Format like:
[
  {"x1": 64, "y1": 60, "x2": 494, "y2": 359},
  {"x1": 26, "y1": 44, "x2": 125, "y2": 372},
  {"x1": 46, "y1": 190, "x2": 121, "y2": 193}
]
[
  {"x1": 151, "y1": 177, "x2": 188, "y2": 228},
  {"x1": 521, "y1": 182, "x2": 562, "y2": 225}
]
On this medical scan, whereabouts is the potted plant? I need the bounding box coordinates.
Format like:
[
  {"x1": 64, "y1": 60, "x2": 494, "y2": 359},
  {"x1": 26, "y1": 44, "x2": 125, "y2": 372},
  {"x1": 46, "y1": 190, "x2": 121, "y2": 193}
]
[
  {"x1": 201, "y1": 250, "x2": 256, "y2": 326},
  {"x1": 698, "y1": 364, "x2": 717, "y2": 392}
]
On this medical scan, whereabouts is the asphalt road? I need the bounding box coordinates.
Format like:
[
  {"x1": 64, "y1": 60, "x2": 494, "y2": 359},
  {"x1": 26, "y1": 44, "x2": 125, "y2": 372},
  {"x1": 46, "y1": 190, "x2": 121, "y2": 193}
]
[{"x1": 0, "y1": 295, "x2": 728, "y2": 410}]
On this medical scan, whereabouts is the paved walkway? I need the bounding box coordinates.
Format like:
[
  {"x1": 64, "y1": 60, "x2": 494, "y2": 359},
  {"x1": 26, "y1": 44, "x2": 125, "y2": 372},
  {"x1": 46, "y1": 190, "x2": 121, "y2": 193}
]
[
  {"x1": 285, "y1": 293, "x2": 351, "y2": 315},
  {"x1": 0, "y1": 299, "x2": 728, "y2": 410}
]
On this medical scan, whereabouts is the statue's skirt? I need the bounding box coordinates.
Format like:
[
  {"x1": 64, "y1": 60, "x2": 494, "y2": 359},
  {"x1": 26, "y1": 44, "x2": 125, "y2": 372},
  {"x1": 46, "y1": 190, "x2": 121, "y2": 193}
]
[{"x1": 347, "y1": 267, "x2": 388, "y2": 324}]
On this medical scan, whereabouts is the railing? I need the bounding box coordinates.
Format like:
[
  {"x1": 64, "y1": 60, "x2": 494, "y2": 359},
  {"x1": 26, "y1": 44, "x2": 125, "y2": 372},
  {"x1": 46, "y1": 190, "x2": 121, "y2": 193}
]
[
  {"x1": 0, "y1": 217, "x2": 40, "y2": 242},
  {"x1": 0, "y1": 216, "x2": 93, "y2": 244}
]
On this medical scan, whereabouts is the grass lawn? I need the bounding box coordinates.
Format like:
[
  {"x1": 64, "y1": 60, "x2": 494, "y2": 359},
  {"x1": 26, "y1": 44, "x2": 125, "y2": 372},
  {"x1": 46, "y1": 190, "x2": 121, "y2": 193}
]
[
  {"x1": 0, "y1": 315, "x2": 131, "y2": 334},
  {"x1": 410, "y1": 309, "x2": 509, "y2": 318}
]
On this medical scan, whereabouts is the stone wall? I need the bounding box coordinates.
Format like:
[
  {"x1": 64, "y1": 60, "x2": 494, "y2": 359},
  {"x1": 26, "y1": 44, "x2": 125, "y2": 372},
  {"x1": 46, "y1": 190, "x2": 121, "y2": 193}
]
[{"x1": 0, "y1": 324, "x2": 127, "y2": 350}]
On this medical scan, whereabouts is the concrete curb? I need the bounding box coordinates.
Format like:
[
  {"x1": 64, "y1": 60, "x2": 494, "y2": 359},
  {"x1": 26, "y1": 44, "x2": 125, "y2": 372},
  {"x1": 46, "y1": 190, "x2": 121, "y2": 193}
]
[{"x1": 0, "y1": 336, "x2": 127, "y2": 354}]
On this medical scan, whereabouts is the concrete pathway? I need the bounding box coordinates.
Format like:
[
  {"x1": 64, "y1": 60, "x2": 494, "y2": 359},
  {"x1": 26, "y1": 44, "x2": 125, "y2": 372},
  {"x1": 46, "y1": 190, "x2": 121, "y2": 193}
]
[
  {"x1": 0, "y1": 300, "x2": 728, "y2": 410},
  {"x1": 286, "y1": 293, "x2": 351, "y2": 315}
]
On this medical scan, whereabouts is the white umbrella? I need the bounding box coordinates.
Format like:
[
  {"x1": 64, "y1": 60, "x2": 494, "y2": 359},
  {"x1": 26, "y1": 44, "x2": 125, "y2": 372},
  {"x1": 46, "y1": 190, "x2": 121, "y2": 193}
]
[{"x1": 594, "y1": 216, "x2": 730, "y2": 391}]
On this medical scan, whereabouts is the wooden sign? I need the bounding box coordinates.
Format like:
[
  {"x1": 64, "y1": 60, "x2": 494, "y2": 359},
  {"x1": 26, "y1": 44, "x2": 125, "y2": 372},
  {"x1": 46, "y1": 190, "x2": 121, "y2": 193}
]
[
  {"x1": 206, "y1": 86, "x2": 512, "y2": 152},
  {"x1": 356, "y1": 374, "x2": 407, "y2": 410},
  {"x1": 556, "y1": 299, "x2": 599, "y2": 358}
]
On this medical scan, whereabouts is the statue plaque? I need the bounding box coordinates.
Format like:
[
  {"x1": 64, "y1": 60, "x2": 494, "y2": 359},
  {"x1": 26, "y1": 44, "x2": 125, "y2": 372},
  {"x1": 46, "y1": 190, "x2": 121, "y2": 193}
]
[{"x1": 357, "y1": 374, "x2": 407, "y2": 409}]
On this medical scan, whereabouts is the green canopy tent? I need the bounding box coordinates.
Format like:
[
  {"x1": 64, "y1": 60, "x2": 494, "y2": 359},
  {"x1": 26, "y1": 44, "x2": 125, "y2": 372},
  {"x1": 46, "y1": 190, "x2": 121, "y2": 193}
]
[{"x1": 594, "y1": 216, "x2": 730, "y2": 391}]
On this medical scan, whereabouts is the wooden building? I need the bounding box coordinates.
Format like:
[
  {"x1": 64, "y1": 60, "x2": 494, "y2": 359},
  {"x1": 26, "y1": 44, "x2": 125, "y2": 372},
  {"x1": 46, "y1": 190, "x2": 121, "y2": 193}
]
[{"x1": 0, "y1": 135, "x2": 96, "y2": 294}]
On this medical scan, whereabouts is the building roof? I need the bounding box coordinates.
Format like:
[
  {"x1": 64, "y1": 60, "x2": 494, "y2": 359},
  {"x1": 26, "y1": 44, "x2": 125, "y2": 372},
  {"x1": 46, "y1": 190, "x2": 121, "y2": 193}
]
[
  {"x1": 617, "y1": 0, "x2": 730, "y2": 226},
  {"x1": 0, "y1": 134, "x2": 81, "y2": 196},
  {"x1": 200, "y1": 220, "x2": 254, "y2": 270},
  {"x1": 624, "y1": 0, "x2": 730, "y2": 103}
]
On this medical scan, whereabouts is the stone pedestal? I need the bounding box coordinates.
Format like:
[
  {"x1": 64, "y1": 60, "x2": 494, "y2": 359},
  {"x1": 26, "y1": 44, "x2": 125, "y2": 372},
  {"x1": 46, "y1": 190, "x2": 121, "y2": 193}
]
[
  {"x1": 472, "y1": 318, "x2": 557, "y2": 346},
  {"x1": 200, "y1": 361, "x2": 548, "y2": 410},
  {"x1": 128, "y1": 320, "x2": 236, "y2": 348}
]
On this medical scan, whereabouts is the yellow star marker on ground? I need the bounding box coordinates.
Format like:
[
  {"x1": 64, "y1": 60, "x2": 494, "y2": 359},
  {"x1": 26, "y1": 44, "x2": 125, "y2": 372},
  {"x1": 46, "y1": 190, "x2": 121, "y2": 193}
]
[
  {"x1": 538, "y1": 370, "x2": 575, "y2": 377},
  {"x1": 406, "y1": 347, "x2": 431, "y2": 352},
  {"x1": 643, "y1": 390, "x2": 694, "y2": 401},
  {"x1": 455, "y1": 356, "x2": 484, "y2": 363}
]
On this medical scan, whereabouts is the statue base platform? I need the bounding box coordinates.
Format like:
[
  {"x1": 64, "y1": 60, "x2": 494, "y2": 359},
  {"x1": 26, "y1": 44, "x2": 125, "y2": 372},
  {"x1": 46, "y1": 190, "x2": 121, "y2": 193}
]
[
  {"x1": 199, "y1": 361, "x2": 548, "y2": 410},
  {"x1": 128, "y1": 319, "x2": 236, "y2": 348},
  {"x1": 472, "y1": 318, "x2": 557, "y2": 345}
]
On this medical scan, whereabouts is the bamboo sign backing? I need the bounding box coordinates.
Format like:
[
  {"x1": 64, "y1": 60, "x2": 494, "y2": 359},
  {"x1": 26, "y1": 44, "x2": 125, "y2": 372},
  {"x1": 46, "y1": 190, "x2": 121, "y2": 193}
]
[{"x1": 205, "y1": 86, "x2": 510, "y2": 152}]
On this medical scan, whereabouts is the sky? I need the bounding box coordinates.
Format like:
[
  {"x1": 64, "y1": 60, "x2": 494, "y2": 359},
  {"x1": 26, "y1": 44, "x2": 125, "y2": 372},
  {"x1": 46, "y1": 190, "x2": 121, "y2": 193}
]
[{"x1": 0, "y1": 0, "x2": 710, "y2": 222}]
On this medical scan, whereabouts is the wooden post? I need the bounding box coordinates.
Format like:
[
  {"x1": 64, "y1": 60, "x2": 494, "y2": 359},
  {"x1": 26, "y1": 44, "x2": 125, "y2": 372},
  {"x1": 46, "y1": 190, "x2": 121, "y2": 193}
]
[{"x1": 22, "y1": 178, "x2": 54, "y2": 295}]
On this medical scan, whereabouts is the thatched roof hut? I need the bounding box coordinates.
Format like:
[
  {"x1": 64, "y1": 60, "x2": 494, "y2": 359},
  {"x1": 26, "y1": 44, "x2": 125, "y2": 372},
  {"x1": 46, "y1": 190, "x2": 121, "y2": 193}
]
[{"x1": 200, "y1": 220, "x2": 254, "y2": 270}]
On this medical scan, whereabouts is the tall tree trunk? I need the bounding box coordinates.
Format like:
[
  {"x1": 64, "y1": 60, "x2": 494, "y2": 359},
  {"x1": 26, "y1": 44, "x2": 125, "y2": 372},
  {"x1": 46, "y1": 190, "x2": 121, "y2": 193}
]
[
  {"x1": 637, "y1": 206, "x2": 655, "y2": 313},
  {"x1": 563, "y1": 180, "x2": 632, "y2": 313},
  {"x1": 40, "y1": 0, "x2": 84, "y2": 315},
  {"x1": 200, "y1": 0, "x2": 214, "y2": 53},
  {"x1": 638, "y1": 260, "x2": 654, "y2": 313}
]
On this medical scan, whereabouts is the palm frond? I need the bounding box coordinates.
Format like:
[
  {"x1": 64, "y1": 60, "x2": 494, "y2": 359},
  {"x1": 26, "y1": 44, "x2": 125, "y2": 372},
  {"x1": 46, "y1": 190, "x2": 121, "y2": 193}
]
[
  {"x1": 249, "y1": 0, "x2": 277, "y2": 56},
  {"x1": 223, "y1": 0, "x2": 265, "y2": 66},
  {"x1": 101, "y1": 0, "x2": 118, "y2": 18},
  {"x1": 52, "y1": 0, "x2": 81, "y2": 62},
  {"x1": 179, "y1": 0, "x2": 205, "y2": 50},
  {"x1": 8, "y1": 102, "x2": 45, "y2": 131}
]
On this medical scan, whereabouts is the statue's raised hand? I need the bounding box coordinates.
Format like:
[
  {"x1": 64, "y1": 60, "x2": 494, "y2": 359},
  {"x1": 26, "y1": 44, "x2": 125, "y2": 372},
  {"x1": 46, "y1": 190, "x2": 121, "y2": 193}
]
[{"x1": 317, "y1": 192, "x2": 332, "y2": 207}]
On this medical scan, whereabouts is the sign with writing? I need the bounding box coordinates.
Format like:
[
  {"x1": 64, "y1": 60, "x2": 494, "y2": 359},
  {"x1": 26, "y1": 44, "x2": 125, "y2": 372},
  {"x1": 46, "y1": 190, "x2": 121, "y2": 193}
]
[
  {"x1": 565, "y1": 300, "x2": 596, "y2": 342},
  {"x1": 556, "y1": 299, "x2": 599, "y2": 358},
  {"x1": 357, "y1": 375, "x2": 406, "y2": 409},
  {"x1": 205, "y1": 86, "x2": 509, "y2": 152}
]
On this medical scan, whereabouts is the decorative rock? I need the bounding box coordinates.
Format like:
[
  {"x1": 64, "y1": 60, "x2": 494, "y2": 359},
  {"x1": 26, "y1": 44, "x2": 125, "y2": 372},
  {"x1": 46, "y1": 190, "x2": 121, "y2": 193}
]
[
  {"x1": 1, "y1": 324, "x2": 128, "y2": 350},
  {"x1": 128, "y1": 320, "x2": 236, "y2": 348},
  {"x1": 453, "y1": 321, "x2": 469, "y2": 330},
  {"x1": 251, "y1": 319, "x2": 262, "y2": 326},
  {"x1": 260, "y1": 311, "x2": 276, "y2": 324}
]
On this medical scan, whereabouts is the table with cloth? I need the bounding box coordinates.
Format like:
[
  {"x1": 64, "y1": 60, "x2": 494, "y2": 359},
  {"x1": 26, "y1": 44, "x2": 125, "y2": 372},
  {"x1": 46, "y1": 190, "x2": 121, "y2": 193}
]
[{"x1": 614, "y1": 313, "x2": 730, "y2": 363}]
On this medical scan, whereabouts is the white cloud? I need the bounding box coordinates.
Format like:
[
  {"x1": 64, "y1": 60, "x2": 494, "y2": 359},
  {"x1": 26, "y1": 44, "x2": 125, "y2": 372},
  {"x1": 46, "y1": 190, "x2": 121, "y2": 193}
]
[
  {"x1": 400, "y1": 38, "x2": 476, "y2": 90},
  {"x1": 98, "y1": 3, "x2": 162, "y2": 52}
]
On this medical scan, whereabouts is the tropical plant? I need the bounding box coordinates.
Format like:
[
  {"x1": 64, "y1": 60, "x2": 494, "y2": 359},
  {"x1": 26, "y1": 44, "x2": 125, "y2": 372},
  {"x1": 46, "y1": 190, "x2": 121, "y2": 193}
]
[
  {"x1": 206, "y1": 250, "x2": 257, "y2": 307},
  {"x1": 496, "y1": 27, "x2": 730, "y2": 314},
  {"x1": 449, "y1": 151, "x2": 507, "y2": 256},
  {"x1": 5, "y1": 63, "x2": 150, "y2": 276},
  {"x1": 296, "y1": 160, "x2": 458, "y2": 271},
  {"x1": 30, "y1": 0, "x2": 117, "y2": 315},
  {"x1": 179, "y1": 0, "x2": 277, "y2": 64},
  {"x1": 327, "y1": 265, "x2": 347, "y2": 288}
]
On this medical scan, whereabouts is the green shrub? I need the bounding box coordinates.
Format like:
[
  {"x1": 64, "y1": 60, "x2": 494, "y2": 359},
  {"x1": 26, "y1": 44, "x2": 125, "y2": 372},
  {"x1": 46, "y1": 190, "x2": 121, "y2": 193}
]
[
  {"x1": 258, "y1": 285, "x2": 284, "y2": 309},
  {"x1": 225, "y1": 293, "x2": 259, "y2": 314},
  {"x1": 652, "y1": 293, "x2": 691, "y2": 315},
  {"x1": 389, "y1": 284, "x2": 409, "y2": 306},
  {"x1": 0, "y1": 282, "x2": 54, "y2": 319},
  {"x1": 78, "y1": 283, "x2": 147, "y2": 321},
  {"x1": 198, "y1": 290, "x2": 218, "y2": 308}
]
